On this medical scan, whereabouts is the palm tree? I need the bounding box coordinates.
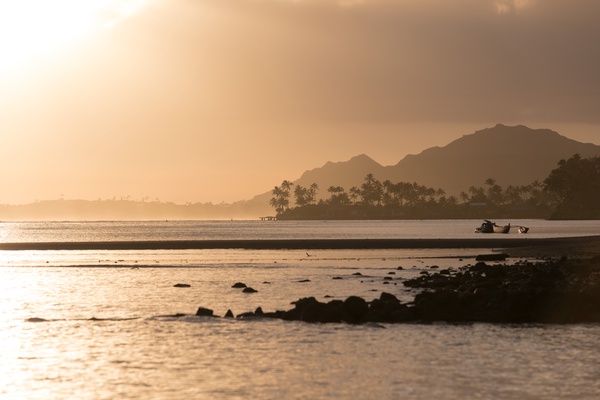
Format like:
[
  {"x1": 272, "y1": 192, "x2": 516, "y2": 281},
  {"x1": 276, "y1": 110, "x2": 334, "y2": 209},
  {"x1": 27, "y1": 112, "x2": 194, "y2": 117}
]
[
  {"x1": 294, "y1": 185, "x2": 309, "y2": 207},
  {"x1": 485, "y1": 178, "x2": 503, "y2": 205},
  {"x1": 361, "y1": 174, "x2": 383, "y2": 206},
  {"x1": 279, "y1": 180, "x2": 293, "y2": 211},
  {"x1": 281, "y1": 180, "x2": 293, "y2": 192},
  {"x1": 308, "y1": 183, "x2": 319, "y2": 205},
  {"x1": 349, "y1": 186, "x2": 361, "y2": 205},
  {"x1": 270, "y1": 185, "x2": 285, "y2": 214},
  {"x1": 327, "y1": 186, "x2": 350, "y2": 206}
]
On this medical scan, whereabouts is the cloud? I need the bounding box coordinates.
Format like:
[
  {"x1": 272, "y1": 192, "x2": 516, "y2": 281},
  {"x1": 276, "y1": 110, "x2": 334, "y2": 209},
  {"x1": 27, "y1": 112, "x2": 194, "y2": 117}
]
[
  {"x1": 494, "y1": 0, "x2": 535, "y2": 14},
  {"x1": 10, "y1": 0, "x2": 600, "y2": 125},
  {"x1": 198, "y1": 0, "x2": 599, "y2": 123}
]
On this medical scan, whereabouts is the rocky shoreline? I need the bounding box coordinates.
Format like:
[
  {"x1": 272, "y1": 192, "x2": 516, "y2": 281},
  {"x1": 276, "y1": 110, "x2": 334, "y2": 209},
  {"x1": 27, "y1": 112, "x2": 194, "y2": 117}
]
[{"x1": 196, "y1": 255, "x2": 600, "y2": 325}]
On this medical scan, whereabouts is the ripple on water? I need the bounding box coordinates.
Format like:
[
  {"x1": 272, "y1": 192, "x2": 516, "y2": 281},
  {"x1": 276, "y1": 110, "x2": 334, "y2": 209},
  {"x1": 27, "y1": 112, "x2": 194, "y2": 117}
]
[{"x1": 0, "y1": 256, "x2": 599, "y2": 398}]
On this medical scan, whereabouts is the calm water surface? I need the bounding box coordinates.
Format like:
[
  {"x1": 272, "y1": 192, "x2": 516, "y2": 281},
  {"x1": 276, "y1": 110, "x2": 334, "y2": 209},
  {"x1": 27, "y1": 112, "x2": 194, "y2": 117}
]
[
  {"x1": 1, "y1": 220, "x2": 599, "y2": 399},
  {"x1": 1, "y1": 219, "x2": 599, "y2": 242}
]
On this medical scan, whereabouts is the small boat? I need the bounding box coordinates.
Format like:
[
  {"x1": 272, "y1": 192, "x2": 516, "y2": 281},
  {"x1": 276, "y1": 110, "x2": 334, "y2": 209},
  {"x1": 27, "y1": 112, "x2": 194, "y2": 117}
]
[
  {"x1": 475, "y1": 220, "x2": 510, "y2": 234},
  {"x1": 493, "y1": 222, "x2": 510, "y2": 234},
  {"x1": 475, "y1": 220, "x2": 494, "y2": 233},
  {"x1": 517, "y1": 226, "x2": 529, "y2": 234}
]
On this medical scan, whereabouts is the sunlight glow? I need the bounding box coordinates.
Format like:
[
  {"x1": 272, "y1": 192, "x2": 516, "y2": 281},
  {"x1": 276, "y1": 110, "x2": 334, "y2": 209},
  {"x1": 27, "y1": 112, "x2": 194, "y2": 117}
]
[
  {"x1": 0, "y1": 0, "x2": 151, "y2": 69},
  {"x1": 495, "y1": 0, "x2": 534, "y2": 14}
]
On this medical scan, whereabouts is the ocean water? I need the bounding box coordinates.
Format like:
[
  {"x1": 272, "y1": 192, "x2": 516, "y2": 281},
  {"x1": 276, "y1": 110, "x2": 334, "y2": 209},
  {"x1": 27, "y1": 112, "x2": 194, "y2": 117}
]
[{"x1": 1, "y1": 220, "x2": 599, "y2": 399}]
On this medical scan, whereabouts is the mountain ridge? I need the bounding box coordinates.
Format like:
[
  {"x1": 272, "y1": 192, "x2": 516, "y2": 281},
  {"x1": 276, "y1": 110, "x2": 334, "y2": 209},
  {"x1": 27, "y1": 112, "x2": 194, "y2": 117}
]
[
  {"x1": 258, "y1": 124, "x2": 600, "y2": 203},
  {"x1": 384, "y1": 124, "x2": 600, "y2": 194}
]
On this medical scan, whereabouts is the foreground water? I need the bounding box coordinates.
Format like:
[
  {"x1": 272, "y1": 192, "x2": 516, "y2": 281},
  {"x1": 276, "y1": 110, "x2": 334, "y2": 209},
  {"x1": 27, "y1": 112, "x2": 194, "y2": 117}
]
[{"x1": 1, "y1": 220, "x2": 599, "y2": 399}]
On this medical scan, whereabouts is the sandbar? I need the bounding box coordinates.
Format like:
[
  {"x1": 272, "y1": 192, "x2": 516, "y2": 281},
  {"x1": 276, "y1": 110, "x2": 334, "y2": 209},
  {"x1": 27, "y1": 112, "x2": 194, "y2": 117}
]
[{"x1": 1, "y1": 235, "x2": 600, "y2": 255}]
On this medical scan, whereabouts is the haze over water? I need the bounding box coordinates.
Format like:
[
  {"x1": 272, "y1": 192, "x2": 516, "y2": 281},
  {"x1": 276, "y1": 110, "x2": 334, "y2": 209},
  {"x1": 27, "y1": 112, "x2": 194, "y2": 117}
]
[{"x1": 1, "y1": 220, "x2": 599, "y2": 398}]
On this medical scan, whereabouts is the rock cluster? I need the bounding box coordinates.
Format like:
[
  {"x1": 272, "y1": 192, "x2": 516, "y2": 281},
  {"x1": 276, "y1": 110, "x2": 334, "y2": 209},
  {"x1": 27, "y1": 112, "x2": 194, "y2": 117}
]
[
  {"x1": 25, "y1": 256, "x2": 600, "y2": 325},
  {"x1": 200, "y1": 257, "x2": 600, "y2": 324},
  {"x1": 234, "y1": 293, "x2": 411, "y2": 324},
  {"x1": 404, "y1": 257, "x2": 600, "y2": 323}
]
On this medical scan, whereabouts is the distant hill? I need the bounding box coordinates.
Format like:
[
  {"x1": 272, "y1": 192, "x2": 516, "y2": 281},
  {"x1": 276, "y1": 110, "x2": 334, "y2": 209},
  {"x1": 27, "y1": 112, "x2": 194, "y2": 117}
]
[
  {"x1": 385, "y1": 124, "x2": 600, "y2": 195},
  {"x1": 295, "y1": 154, "x2": 386, "y2": 193},
  {"x1": 255, "y1": 124, "x2": 600, "y2": 204},
  {"x1": 251, "y1": 154, "x2": 385, "y2": 205},
  {"x1": 6, "y1": 124, "x2": 597, "y2": 220}
]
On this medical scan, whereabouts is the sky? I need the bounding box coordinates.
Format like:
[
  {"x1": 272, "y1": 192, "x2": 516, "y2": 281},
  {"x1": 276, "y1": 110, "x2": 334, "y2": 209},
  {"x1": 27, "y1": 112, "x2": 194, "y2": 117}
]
[{"x1": 0, "y1": 0, "x2": 599, "y2": 205}]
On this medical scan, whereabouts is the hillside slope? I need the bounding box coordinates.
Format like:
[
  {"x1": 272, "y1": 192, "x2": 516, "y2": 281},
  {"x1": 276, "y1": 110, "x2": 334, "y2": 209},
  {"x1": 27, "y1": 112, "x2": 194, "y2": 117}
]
[
  {"x1": 254, "y1": 124, "x2": 600, "y2": 204},
  {"x1": 383, "y1": 124, "x2": 600, "y2": 195}
]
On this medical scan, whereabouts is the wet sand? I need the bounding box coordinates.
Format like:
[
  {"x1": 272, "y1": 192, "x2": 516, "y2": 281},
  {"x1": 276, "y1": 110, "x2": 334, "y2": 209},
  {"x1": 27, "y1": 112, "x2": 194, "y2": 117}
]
[
  {"x1": 502, "y1": 234, "x2": 600, "y2": 258},
  {"x1": 1, "y1": 235, "x2": 600, "y2": 255}
]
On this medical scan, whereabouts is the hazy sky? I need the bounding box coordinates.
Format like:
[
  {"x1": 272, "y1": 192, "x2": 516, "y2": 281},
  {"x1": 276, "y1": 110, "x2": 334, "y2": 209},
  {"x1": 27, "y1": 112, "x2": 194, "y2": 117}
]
[{"x1": 1, "y1": 0, "x2": 599, "y2": 204}]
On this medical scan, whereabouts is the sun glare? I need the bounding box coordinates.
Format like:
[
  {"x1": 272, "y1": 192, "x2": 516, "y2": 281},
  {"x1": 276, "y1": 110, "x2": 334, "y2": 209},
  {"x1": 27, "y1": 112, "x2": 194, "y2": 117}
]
[{"x1": 0, "y1": 0, "x2": 151, "y2": 70}]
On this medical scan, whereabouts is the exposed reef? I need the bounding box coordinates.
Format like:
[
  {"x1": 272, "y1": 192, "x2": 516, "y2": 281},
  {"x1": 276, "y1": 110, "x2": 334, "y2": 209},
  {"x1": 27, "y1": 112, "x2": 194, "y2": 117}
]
[{"x1": 195, "y1": 256, "x2": 600, "y2": 324}]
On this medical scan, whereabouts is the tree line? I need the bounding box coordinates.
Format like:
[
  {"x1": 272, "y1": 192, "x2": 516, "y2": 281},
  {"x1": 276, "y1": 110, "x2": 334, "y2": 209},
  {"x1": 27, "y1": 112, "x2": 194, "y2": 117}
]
[{"x1": 270, "y1": 154, "x2": 600, "y2": 220}]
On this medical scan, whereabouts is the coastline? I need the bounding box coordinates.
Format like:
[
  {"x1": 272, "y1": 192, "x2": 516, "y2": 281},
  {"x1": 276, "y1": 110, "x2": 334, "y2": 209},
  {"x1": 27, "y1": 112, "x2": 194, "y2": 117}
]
[{"x1": 2, "y1": 235, "x2": 600, "y2": 254}]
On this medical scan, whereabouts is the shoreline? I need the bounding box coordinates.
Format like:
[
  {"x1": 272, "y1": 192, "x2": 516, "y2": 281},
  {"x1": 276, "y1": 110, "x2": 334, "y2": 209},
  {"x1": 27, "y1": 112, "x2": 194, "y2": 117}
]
[{"x1": 1, "y1": 235, "x2": 600, "y2": 253}]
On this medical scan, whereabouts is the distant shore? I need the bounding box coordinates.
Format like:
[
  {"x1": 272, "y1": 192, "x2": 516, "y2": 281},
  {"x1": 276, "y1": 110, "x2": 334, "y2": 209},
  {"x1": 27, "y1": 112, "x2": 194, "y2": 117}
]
[{"x1": 2, "y1": 235, "x2": 600, "y2": 256}]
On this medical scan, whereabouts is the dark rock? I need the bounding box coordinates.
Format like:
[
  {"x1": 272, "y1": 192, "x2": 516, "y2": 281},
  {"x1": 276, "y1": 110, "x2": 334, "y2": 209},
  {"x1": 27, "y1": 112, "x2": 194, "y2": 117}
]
[
  {"x1": 332, "y1": 277, "x2": 343, "y2": 280},
  {"x1": 298, "y1": 279, "x2": 311, "y2": 283},
  {"x1": 401, "y1": 257, "x2": 600, "y2": 323},
  {"x1": 472, "y1": 261, "x2": 488, "y2": 270},
  {"x1": 174, "y1": 283, "x2": 191, "y2": 288},
  {"x1": 367, "y1": 292, "x2": 406, "y2": 323},
  {"x1": 291, "y1": 297, "x2": 321, "y2": 322},
  {"x1": 302, "y1": 301, "x2": 343, "y2": 323},
  {"x1": 413, "y1": 290, "x2": 463, "y2": 322},
  {"x1": 353, "y1": 272, "x2": 363, "y2": 276},
  {"x1": 232, "y1": 282, "x2": 247, "y2": 288},
  {"x1": 278, "y1": 296, "x2": 365, "y2": 323},
  {"x1": 397, "y1": 266, "x2": 404, "y2": 270},
  {"x1": 263, "y1": 310, "x2": 287, "y2": 319},
  {"x1": 26, "y1": 317, "x2": 48, "y2": 323},
  {"x1": 153, "y1": 314, "x2": 187, "y2": 318},
  {"x1": 243, "y1": 287, "x2": 258, "y2": 293},
  {"x1": 213, "y1": 258, "x2": 600, "y2": 325},
  {"x1": 225, "y1": 309, "x2": 234, "y2": 318},
  {"x1": 379, "y1": 292, "x2": 400, "y2": 302},
  {"x1": 343, "y1": 296, "x2": 369, "y2": 323},
  {"x1": 196, "y1": 307, "x2": 214, "y2": 317},
  {"x1": 236, "y1": 311, "x2": 257, "y2": 319}
]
